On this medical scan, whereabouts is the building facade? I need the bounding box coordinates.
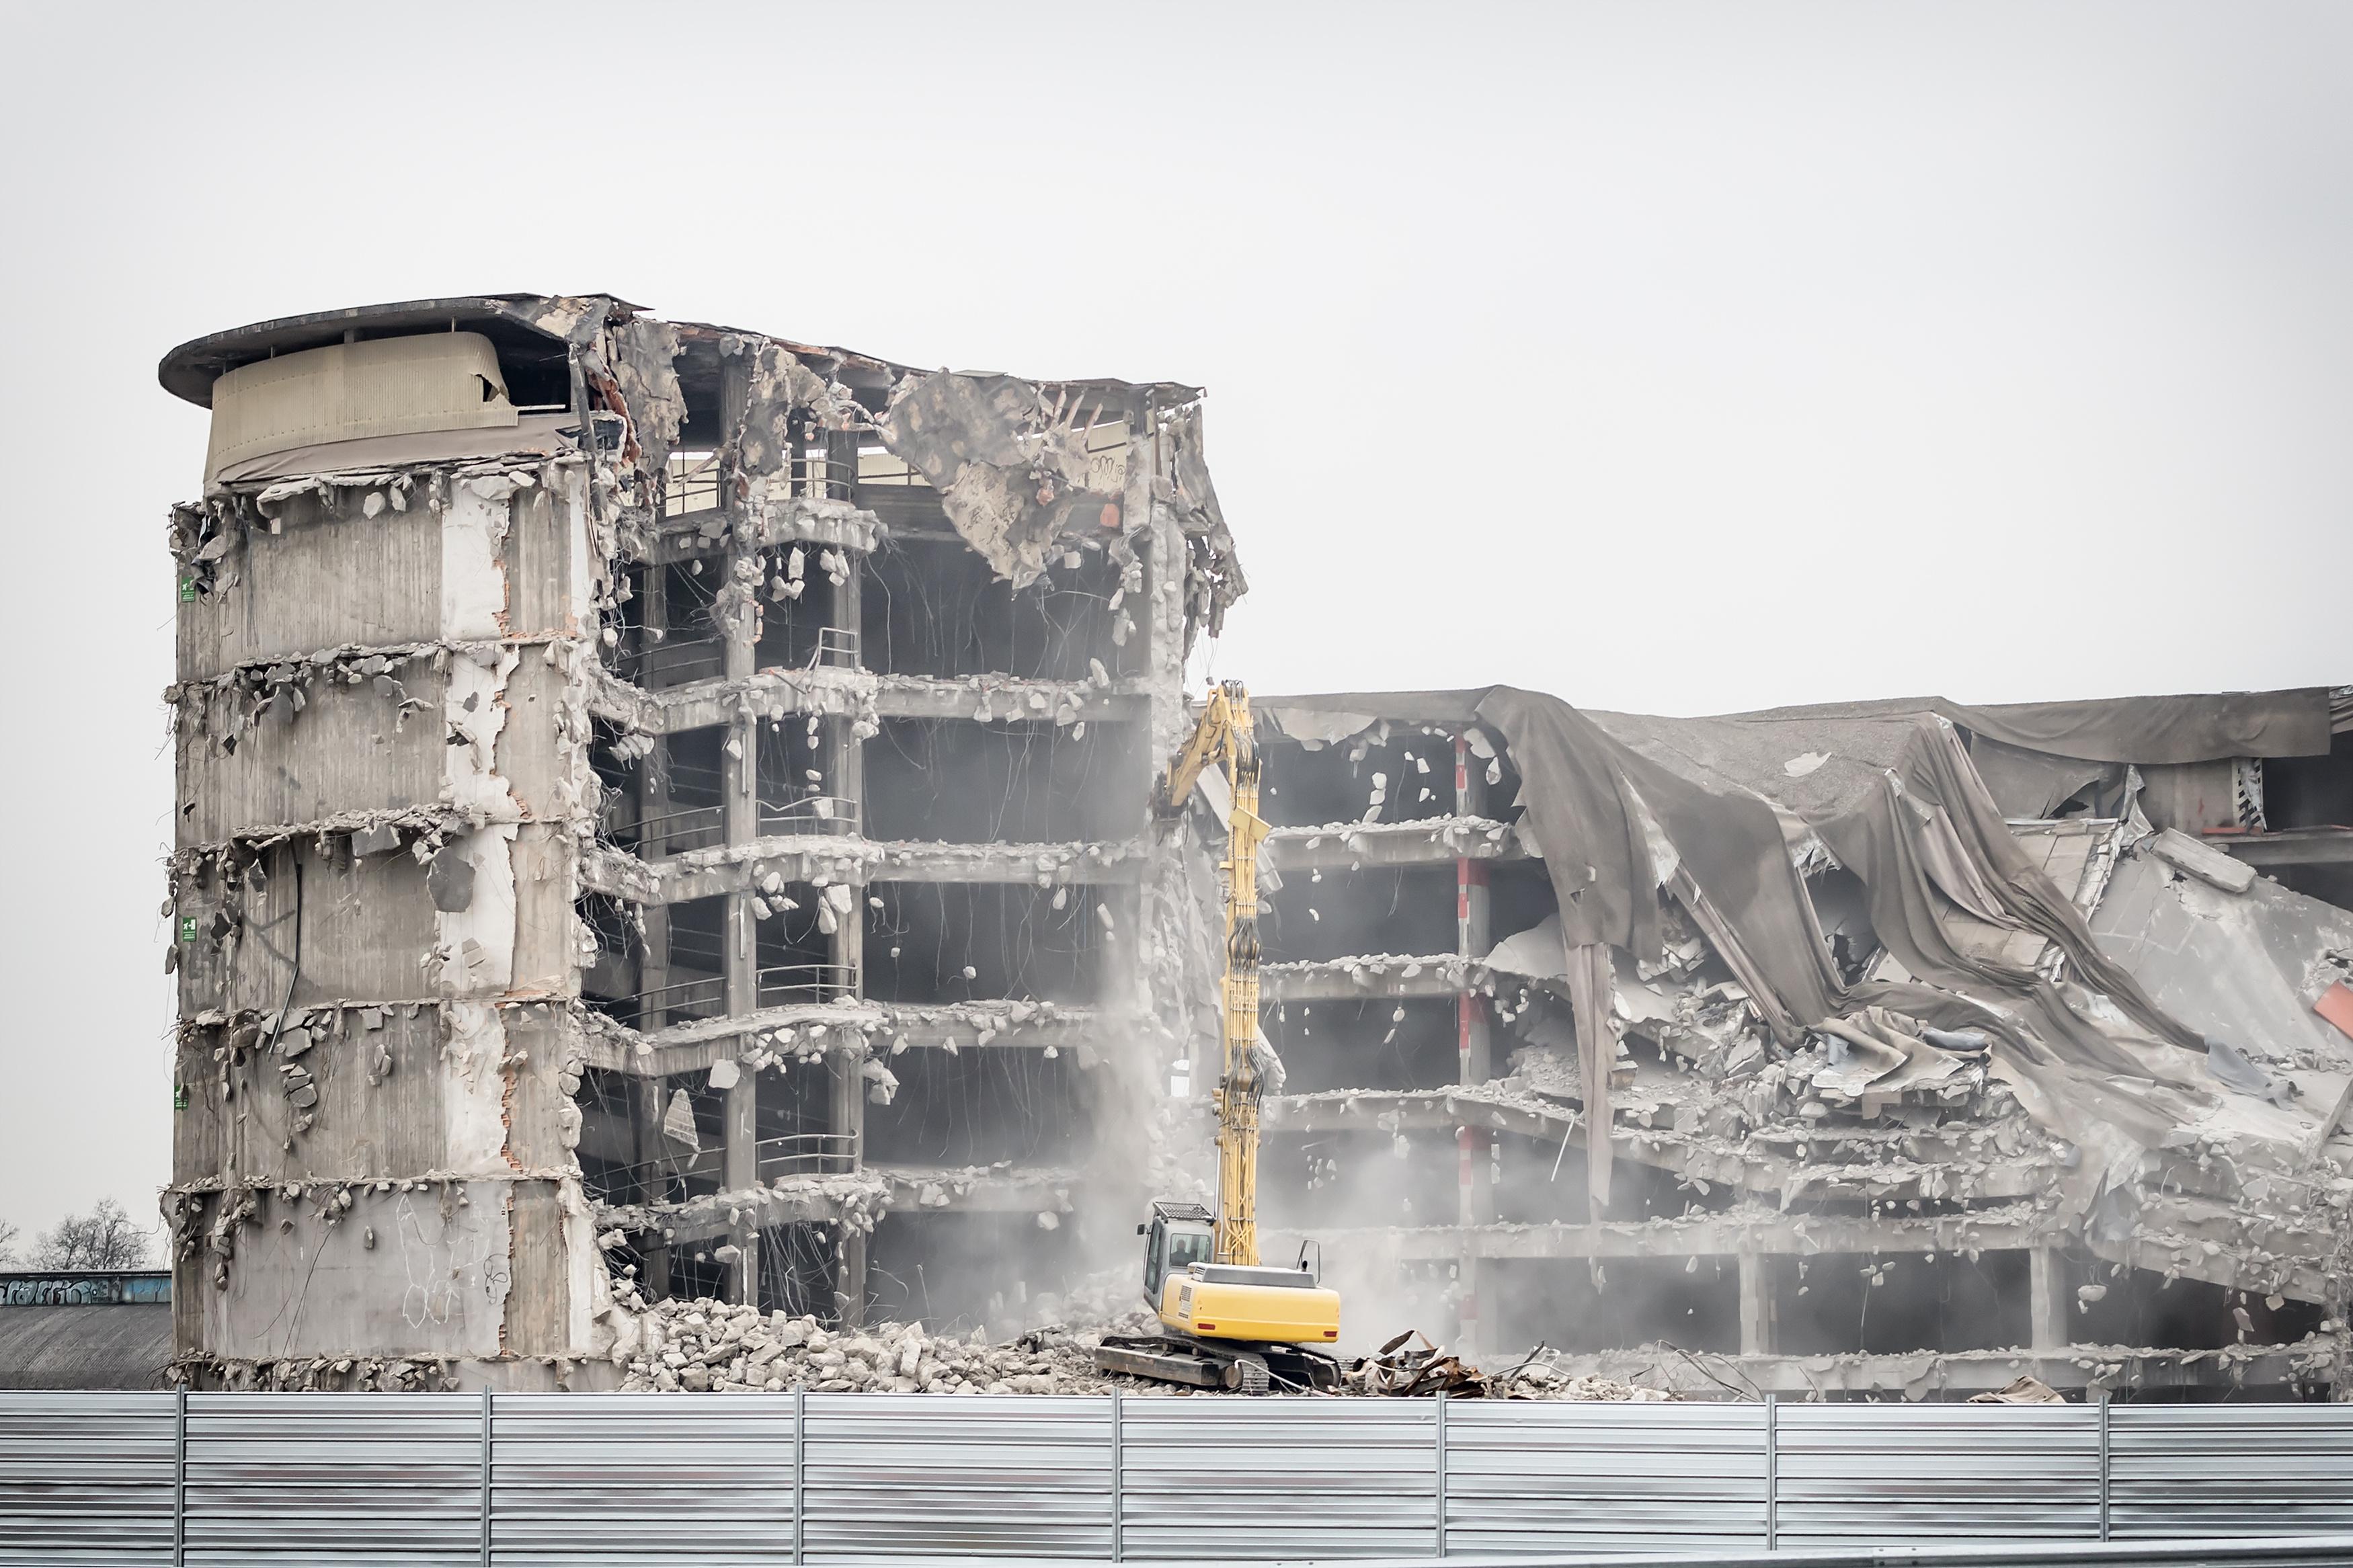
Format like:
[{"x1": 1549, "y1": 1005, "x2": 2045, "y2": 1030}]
[{"x1": 159, "y1": 296, "x2": 1239, "y2": 1387}]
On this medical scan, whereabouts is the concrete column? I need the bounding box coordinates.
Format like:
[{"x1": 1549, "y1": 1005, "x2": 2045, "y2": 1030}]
[
  {"x1": 721, "y1": 357, "x2": 752, "y2": 507},
  {"x1": 637, "y1": 905, "x2": 671, "y2": 1036},
  {"x1": 721, "y1": 719, "x2": 758, "y2": 1012},
  {"x1": 2030, "y1": 1247, "x2": 2069, "y2": 1350},
  {"x1": 723, "y1": 1069, "x2": 758, "y2": 1305},
  {"x1": 629, "y1": 1075, "x2": 673, "y2": 1301},
  {"x1": 1738, "y1": 1250, "x2": 1776, "y2": 1357},
  {"x1": 826, "y1": 427, "x2": 859, "y2": 507},
  {"x1": 721, "y1": 773, "x2": 760, "y2": 1303},
  {"x1": 724, "y1": 715, "x2": 758, "y2": 842},
  {"x1": 633, "y1": 565, "x2": 673, "y2": 1031},
  {"x1": 1453, "y1": 733, "x2": 1496, "y2": 1358},
  {"x1": 819, "y1": 432, "x2": 870, "y2": 1327},
  {"x1": 719, "y1": 530, "x2": 760, "y2": 1303},
  {"x1": 1456, "y1": 1127, "x2": 1492, "y2": 1362},
  {"x1": 824, "y1": 716, "x2": 867, "y2": 1329},
  {"x1": 822, "y1": 521, "x2": 865, "y2": 789},
  {"x1": 830, "y1": 1050, "x2": 868, "y2": 1326},
  {"x1": 1455, "y1": 735, "x2": 1491, "y2": 1085}
]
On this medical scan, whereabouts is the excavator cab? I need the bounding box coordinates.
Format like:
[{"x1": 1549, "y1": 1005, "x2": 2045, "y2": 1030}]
[{"x1": 1140, "y1": 1200, "x2": 1216, "y2": 1312}]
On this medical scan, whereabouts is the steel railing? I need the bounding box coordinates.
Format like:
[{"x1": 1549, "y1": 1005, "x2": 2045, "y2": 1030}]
[
  {"x1": 604, "y1": 801, "x2": 726, "y2": 855},
  {"x1": 757, "y1": 1130, "x2": 860, "y2": 1180},
  {"x1": 809, "y1": 625, "x2": 860, "y2": 669},
  {"x1": 607, "y1": 631, "x2": 726, "y2": 688},
  {"x1": 662, "y1": 451, "x2": 856, "y2": 515},
  {"x1": 789, "y1": 452, "x2": 855, "y2": 501},
  {"x1": 757, "y1": 962, "x2": 859, "y2": 1006},
  {"x1": 758, "y1": 795, "x2": 859, "y2": 837},
  {"x1": 588, "y1": 973, "x2": 727, "y2": 1030},
  {"x1": 854, "y1": 448, "x2": 930, "y2": 487},
  {"x1": 606, "y1": 797, "x2": 860, "y2": 854},
  {"x1": 588, "y1": 962, "x2": 856, "y2": 1031},
  {"x1": 582, "y1": 1132, "x2": 860, "y2": 1205},
  {"x1": 661, "y1": 452, "x2": 724, "y2": 518}
]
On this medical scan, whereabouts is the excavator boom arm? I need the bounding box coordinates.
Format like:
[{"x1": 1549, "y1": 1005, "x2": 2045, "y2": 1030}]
[{"x1": 1160, "y1": 682, "x2": 1269, "y2": 1268}]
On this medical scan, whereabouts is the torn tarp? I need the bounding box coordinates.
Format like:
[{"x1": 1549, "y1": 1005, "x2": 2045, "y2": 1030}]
[
  {"x1": 1730, "y1": 688, "x2": 2338, "y2": 764},
  {"x1": 1417, "y1": 686, "x2": 2253, "y2": 1214}
]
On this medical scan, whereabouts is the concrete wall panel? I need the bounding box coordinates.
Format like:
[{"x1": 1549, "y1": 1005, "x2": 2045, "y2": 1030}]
[
  {"x1": 176, "y1": 672, "x2": 445, "y2": 846},
  {"x1": 172, "y1": 1007, "x2": 497, "y2": 1186},
  {"x1": 201, "y1": 1183, "x2": 512, "y2": 1361},
  {"x1": 177, "y1": 491, "x2": 442, "y2": 680},
  {"x1": 221, "y1": 845, "x2": 441, "y2": 1012}
]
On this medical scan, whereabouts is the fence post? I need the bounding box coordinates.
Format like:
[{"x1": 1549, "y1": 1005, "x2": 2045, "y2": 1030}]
[
  {"x1": 793, "y1": 1389, "x2": 806, "y2": 1565},
  {"x1": 1109, "y1": 1393, "x2": 1124, "y2": 1563},
  {"x1": 479, "y1": 1387, "x2": 492, "y2": 1568},
  {"x1": 1763, "y1": 1393, "x2": 1778, "y2": 1553},
  {"x1": 173, "y1": 1385, "x2": 186, "y2": 1568},
  {"x1": 2098, "y1": 1393, "x2": 2111, "y2": 1542},
  {"x1": 1434, "y1": 1390, "x2": 1449, "y2": 1559}
]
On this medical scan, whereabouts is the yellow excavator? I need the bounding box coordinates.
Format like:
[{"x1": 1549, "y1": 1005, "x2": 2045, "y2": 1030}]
[{"x1": 1093, "y1": 682, "x2": 1344, "y2": 1394}]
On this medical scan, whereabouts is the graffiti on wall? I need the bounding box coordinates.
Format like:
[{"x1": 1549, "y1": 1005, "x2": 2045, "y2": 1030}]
[{"x1": 0, "y1": 1272, "x2": 172, "y2": 1306}]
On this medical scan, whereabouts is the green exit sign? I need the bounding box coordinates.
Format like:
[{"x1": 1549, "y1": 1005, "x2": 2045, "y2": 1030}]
[
  {"x1": 178, "y1": 915, "x2": 197, "y2": 942},
  {"x1": 179, "y1": 577, "x2": 196, "y2": 602}
]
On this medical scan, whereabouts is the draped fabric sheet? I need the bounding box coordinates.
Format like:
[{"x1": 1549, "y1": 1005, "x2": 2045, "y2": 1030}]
[{"x1": 1257, "y1": 683, "x2": 2341, "y2": 1217}]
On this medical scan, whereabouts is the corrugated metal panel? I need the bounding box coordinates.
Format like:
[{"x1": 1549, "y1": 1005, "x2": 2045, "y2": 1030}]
[
  {"x1": 804, "y1": 1394, "x2": 1111, "y2": 1562},
  {"x1": 1445, "y1": 1399, "x2": 1768, "y2": 1557},
  {"x1": 1121, "y1": 1399, "x2": 1437, "y2": 1561},
  {"x1": 33, "y1": 1387, "x2": 2353, "y2": 1561},
  {"x1": 184, "y1": 1392, "x2": 479, "y2": 1566},
  {"x1": 0, "y1": 1391, "x2": 176, "y2": 1566},
  {"x1": 1775, "y1": 1402, "x2": 2102, "y2": 1547},
  {"x1": 491, "y1": 1392, "x2": 791, "y2": 1565},
  {"x1": 2110, "y1": 1405, "x2": 2353, "y2": 1540}
]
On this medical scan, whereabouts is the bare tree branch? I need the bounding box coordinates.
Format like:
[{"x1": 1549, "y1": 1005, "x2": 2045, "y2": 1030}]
[{"x1": 33, "y1": 1198, "x2": 151, "y2": 1270}]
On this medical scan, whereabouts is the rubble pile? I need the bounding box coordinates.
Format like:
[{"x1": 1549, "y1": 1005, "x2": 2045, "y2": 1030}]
[
  {"x1": 1350, "y1": 1331, "x2": 1673, "y2": 1401},
  {"x1": 607, "y1": 1287, "x2": 1152, "y2": 1395},
  {"x1": 605, "y1": 1286, "x2": 1669, "y2": 1399}
]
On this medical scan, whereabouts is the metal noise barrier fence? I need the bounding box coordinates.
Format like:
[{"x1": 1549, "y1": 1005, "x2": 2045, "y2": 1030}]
[{"x1": 9, "y1": 1392, "x2": 2353, "y2": 1565}]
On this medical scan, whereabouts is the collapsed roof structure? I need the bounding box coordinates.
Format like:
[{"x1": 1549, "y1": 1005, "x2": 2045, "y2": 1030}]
[{"x1": 1246, "y1": 684, "x2": 2353, "y2": 1397}]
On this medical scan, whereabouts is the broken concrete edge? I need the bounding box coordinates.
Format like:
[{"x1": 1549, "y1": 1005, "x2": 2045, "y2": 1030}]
[
  {"x1": 169, "y1": 455, "x2": 576, "y2": 565},
  {"x1": 1546, "y1": 1338, "x2": 2343, "y2": 1399},
  {"x1": 1269, "y1": 1075, "x2": 2338, "y2": 1301},
  {"x1": 165, "y1": 1351, "x2": 619, "y2": 1393},
  {"x1": 590, "y1": 1167, "x2": 1087, "y2": 1263},
  {"x1": 164, "y1": 633, "x2": 564, "y2": 705},
  {"x1": 583, "y1": 664, "x2": 1148, "y2": 741},
  {"x1": 169, "y1": 804, "x2": 543, "y2": 869}
]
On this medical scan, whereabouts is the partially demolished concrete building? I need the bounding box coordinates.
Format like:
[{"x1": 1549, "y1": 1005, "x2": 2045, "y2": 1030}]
[
  {"x1": 155, "y1": 292, "x2": 2353, "y2": 1401},
  {"x1": 1248, "y1": 688, "x2": 2353, "y2": 1399},
  {"x1": 159, "y1": 295, "x2": 1239, "y2": 1389}
]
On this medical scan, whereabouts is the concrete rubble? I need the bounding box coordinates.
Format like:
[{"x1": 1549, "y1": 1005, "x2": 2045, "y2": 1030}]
[{"x1": 600, "y1": 1286, "x2": 1667, "y2": 1401}]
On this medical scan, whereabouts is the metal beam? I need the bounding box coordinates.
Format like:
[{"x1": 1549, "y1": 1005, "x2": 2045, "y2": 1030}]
[
  {"x1": 1264, "y1": 817, "x2": 1522, "y2": 872},
  {"x1": 2209, "y1": 827, "x2": 2353, "y2": 868}
]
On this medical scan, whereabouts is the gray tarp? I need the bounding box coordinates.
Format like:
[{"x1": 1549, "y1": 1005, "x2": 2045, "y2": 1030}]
[
  {"x1": 1729, "y1": 688, "x2": 2337, "y2": 764},
  {"x1": 1259, "y1": 684, "x2": 2290, "y2": 1209}
]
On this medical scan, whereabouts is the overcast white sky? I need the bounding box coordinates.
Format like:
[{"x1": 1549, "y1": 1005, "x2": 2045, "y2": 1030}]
[{"x1": 0, "y1": 1, "x2": 2344, "y2": 1241}]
